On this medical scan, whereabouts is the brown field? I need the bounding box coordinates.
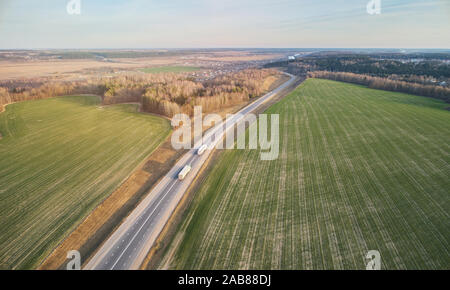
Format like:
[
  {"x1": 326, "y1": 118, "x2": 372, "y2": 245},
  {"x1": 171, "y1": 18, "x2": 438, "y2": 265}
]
[
  {"x1": 0, "y1": 58, "x2": 178, "y2": 80},
  {"x1": 0, "y1": 51, "x2": 282, "y2": 81},
  {"x1": 195, "y1": 52, "x2": 283, "y2": 62}
]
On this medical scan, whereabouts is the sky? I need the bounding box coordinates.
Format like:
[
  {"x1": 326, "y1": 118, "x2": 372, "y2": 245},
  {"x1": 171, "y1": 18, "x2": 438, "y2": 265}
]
[{"x1": 0, "y1": 0, "x2": 449, "y2": 49}]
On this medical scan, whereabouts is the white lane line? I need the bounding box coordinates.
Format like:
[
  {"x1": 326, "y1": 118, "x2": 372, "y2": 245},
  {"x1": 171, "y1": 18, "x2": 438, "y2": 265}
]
[
  {"x1": 95, "y1": 73, "x2": 295, "y2": 270},
  {"x1": 109, "y1": 180, "x2": 179, "y2": 269}
]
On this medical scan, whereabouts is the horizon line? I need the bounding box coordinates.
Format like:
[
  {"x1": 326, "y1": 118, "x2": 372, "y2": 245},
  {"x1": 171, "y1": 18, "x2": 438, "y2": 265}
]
[{"x1": 1, "y1": 47, "x2": 450, "y2": 51}]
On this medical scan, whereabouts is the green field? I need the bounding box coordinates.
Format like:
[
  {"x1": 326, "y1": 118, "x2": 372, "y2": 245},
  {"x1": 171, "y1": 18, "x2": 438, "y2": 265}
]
[
  {"x1": 158, "y1": 79, "x2": 450, "y2": 270},
  {"x1": 139, "y1": 66, "x2": 200, "y2": 74},
  {"x1": 0, "y1": 96, "x2": 171, "y2": 269}
]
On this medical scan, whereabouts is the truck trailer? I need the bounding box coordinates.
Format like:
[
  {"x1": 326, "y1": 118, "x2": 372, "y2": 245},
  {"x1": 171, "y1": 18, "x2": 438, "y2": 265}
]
[
  {"x1": 178, "y1": 165, "x2": 192, "y2": 180},
  {"x1": 197, "y1": 144, "x2": 208, "y2": 155}
]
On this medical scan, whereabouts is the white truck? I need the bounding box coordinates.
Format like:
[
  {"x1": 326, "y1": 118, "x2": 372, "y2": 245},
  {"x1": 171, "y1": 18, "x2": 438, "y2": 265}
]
[
  {"x1": 197, "y1": 144, "x2": 208, "y2": 156},
  {"x1": 178, "y1": 165, "x2": 192, "y2": 180}
]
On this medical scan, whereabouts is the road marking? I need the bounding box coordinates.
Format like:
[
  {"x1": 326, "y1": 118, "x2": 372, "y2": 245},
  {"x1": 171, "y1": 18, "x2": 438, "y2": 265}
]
[
  {"x1": 88, "y1": 73, "x2": 296, "y2": 270},
  {"x1": 109, "y1": 179, "x2": 179, "y2": 269}
]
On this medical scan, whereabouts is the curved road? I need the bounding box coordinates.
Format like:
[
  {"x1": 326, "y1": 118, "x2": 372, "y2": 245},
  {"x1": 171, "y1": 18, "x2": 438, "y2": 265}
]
[{"x1": 84, "y1": 73, "x2": 296, "y2": 270}]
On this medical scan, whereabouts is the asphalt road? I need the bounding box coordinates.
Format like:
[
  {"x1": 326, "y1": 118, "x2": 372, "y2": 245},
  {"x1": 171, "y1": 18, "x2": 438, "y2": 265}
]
[{"x1": 84, "y1": 73, "x2": 296, "y2": 270}]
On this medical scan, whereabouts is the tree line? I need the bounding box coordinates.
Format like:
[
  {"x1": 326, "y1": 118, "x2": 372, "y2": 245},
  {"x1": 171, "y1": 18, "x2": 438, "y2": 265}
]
[
  {"x1": 308, "y1": 71, "x2": 450, "y2": 103},
  {"x1": 0, "y1": 69, "x2": 280, "y2": 117},
  {"x1": 141, "y1": 69, "x2": 277, "y2": 117},
  {"x1": 297, "y1": 55, "x2": 450, "y2": 79},
  {"x1": 265, "y1": 52, "x2": 450, "y2": 86}
]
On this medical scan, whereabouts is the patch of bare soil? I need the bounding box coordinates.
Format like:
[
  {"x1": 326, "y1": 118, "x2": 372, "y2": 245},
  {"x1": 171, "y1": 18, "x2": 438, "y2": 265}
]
[
  {"x1": 197, "y1": 51, "x2": 282, "y2": 62},
  {"x1": 142, "y1": 144, "x2": 224, "y2": 270},
  {"x1": 39, "y1": 73, "x2": 294, "y2": 270},
  {"x1": 0, "y1": 56, "x2": 180, "y2": 81},
  {"x1": 267, "y1": 74, "x2": 291, "y2": 91},
  {"x1": 144, "y1": 75, "x2": 305, "y2": 269},
  {"x1": 38, "y1": 138, "x2": 187, "y2": 270}
]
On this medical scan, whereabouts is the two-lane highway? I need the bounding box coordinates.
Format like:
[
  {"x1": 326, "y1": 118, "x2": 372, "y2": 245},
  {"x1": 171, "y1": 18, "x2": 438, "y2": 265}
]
[{"x1": 84, "y1": 73, "x2": 296, "y2": 270}]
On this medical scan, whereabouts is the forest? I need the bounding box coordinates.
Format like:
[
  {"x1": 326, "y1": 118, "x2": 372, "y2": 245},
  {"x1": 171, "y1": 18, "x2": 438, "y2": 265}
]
[
  {"x1": 305, "y1": 56, "x2": 449, "y2": 78},
  {"x1": 0, "y1": 69, "x2": 280, "y2": 117},
  {"x1": 265, "y1": 52, "x2": 450, "y2": 103},
  {"x1": 308, "y1": 71, "x2": 450, "y2": 103},
  {"x1": 267, "y1": 53, "x2": 450, "y2": 79}
]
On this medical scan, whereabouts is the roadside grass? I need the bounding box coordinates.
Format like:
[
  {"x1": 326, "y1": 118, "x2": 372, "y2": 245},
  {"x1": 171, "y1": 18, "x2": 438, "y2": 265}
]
[
  {"x1": 0, "y1": 95, "x2": 171, "y2": 269},
  {"x1": 139, "y1": 66, "x2": 200, "y2": 74},
  {"x1": 158, "y1": 78, "x2": 450, "y2": 269}
]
